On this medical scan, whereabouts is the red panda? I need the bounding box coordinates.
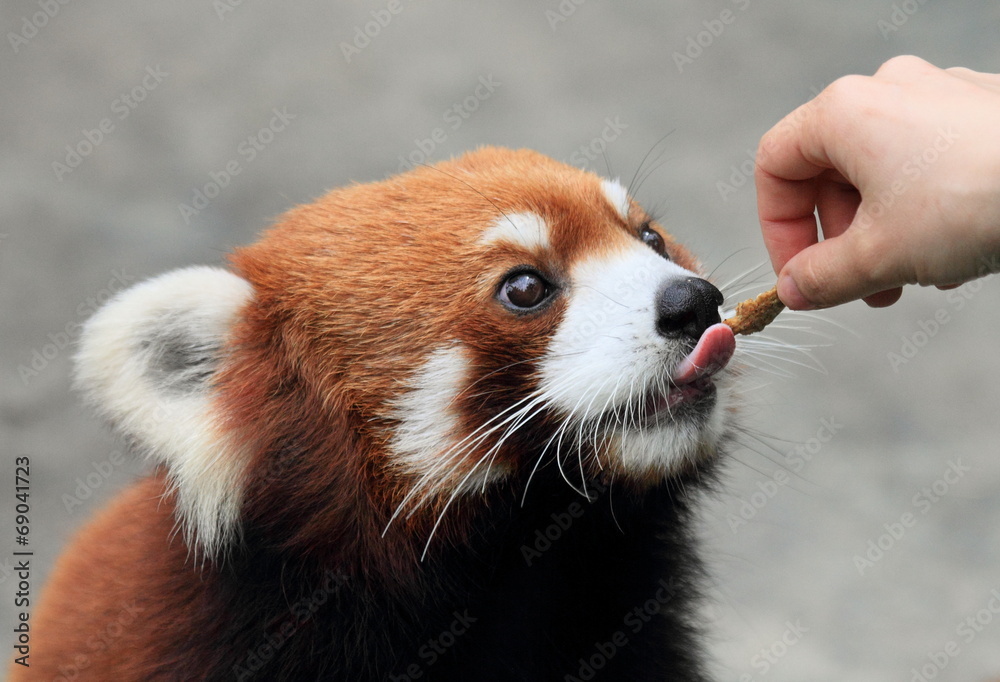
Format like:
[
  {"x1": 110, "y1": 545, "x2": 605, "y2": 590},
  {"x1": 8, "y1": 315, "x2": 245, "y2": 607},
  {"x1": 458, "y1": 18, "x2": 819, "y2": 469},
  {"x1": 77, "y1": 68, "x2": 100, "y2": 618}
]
[{"x1": 12, "y1": 147, "x2": 739, "y2": 681}]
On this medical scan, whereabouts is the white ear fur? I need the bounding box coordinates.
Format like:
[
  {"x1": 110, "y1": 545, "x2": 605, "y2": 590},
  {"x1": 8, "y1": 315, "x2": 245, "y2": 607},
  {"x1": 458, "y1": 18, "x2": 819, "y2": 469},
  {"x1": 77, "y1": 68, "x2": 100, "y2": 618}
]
[{"x1": 74, "y1": 266, "x2": 253, "y2": 556}]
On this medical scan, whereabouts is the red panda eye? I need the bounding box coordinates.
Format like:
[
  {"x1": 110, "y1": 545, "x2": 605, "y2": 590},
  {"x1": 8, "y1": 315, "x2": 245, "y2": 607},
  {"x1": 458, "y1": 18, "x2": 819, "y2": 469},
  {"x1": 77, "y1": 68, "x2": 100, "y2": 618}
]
[
  {"x1": 498, "y1": 271, "x2": 551, "y2": 310},
  {"x1": 640, "y1": 224, "x2": 669, "y2": 259}
]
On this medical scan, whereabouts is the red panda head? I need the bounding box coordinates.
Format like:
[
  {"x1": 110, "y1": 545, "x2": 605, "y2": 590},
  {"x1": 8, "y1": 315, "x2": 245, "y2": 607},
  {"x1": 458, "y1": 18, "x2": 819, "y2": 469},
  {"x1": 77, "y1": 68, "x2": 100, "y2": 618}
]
[{"x1": 75, "y1": 147, "x2": 737, "y2": 565}]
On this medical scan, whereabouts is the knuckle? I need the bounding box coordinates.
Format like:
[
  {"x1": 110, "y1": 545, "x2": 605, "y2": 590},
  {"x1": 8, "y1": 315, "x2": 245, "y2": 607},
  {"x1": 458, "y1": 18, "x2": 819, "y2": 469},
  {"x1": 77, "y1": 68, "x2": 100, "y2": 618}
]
[
  {"x1": 821, "y1": 74, "x2": 868, "y2": 104},
  {"x1": 945, "y1": 66, "x2": 974, "y2": 76},
  {"x1": 875, "y1": 54, "x2": 933, "y2": 77}
]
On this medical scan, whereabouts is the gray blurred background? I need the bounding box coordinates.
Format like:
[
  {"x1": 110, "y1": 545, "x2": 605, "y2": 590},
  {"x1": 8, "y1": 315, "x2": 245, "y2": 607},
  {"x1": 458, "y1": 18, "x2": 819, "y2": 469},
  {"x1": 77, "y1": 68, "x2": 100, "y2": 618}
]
[{"x1": 3, "y1": 1, "x2": 1000, "y2": 680}]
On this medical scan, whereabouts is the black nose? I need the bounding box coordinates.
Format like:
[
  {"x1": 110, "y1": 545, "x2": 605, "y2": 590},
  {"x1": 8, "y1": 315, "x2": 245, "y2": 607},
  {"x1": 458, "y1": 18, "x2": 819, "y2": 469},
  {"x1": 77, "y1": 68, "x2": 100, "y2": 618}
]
[{"x1": 655, "y1": 277, "x2": 723, "y2": 340}]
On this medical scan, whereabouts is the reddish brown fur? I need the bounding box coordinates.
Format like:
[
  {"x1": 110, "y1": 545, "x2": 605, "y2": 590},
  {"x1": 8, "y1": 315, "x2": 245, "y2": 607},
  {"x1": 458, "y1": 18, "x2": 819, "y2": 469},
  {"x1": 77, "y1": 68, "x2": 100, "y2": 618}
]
[
  {"x1": 12, "y1": 148, "x2": 708, "y2": 680},
  {"x1": 215, "y1": 148, "x2": 701, "y2": 577},
  {"x1": 12, "y1": 474, "x2": 204, "y2": 680}
]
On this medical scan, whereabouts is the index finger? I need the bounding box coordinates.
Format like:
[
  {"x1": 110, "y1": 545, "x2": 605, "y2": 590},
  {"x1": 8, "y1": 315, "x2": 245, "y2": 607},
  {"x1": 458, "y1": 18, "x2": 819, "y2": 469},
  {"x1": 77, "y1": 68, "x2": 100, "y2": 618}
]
[
  {"x1": 754, "y1": 80, "x2": 864, "y2": 273},
  {"x1": 753, "y1": 166, "x2": 820, "y2": 275}
]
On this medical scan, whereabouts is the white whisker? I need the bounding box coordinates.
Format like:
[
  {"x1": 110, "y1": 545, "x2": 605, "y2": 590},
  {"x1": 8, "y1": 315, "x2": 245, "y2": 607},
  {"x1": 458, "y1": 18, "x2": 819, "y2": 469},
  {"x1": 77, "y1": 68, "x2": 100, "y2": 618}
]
[
  {"x1": 737, "y1": 346, "x2": 828, "y2": 375},
  {"x1": 716, "y1": 261, "x2": 771, "y2": 296}
]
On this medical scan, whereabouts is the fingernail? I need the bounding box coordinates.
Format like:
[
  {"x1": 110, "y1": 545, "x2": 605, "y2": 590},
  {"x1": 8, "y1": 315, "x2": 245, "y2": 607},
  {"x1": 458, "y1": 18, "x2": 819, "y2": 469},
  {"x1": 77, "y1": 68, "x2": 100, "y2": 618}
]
[{"x1": 777, "y1": 275, "x2": 815, "y2": 310}]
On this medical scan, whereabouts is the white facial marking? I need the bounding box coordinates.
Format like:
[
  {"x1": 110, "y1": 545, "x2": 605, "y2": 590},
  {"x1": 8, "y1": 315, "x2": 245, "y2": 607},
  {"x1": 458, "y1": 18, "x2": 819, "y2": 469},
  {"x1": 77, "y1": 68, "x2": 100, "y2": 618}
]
[
  {"x1": 388, "y1": 345, "x2": 510, "y2": 492},
  {"x1": 537, "y1": 242, "x2": 730, "y2": 476},
  {"x1": 478, "y1": 211, "x2": 551, "y2": 253},
  {"x1": 539, "y1": 243, "x2": 694, "y2": 417},
  {"x1": 74, "y1": 266, "x2": 253, "y2": 556},
  {"x1": 600, "y1": 178, "x2": 631, "y2": 221}
]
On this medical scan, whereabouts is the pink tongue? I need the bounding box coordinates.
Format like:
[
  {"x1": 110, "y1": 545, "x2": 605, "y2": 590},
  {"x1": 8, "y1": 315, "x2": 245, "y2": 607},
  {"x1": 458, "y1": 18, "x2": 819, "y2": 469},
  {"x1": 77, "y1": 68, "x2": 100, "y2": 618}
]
[{"x1": 672, "y1": 323, "x2": 736, "y2": 385}]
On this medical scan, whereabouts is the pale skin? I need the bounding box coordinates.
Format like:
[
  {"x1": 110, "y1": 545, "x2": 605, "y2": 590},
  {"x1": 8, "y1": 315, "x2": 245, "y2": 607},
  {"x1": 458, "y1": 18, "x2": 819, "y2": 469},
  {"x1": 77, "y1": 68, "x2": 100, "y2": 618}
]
[{"x1": 755, "y1": 55, "x2": 1000, "y2": 310}]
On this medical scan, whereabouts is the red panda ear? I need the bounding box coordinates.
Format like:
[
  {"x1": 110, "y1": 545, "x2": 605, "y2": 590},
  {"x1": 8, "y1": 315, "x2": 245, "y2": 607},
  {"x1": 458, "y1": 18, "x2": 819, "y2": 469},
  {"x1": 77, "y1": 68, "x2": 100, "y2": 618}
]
[{"x1": 74, "y1": 266, "x2": 253, "y2": 556}]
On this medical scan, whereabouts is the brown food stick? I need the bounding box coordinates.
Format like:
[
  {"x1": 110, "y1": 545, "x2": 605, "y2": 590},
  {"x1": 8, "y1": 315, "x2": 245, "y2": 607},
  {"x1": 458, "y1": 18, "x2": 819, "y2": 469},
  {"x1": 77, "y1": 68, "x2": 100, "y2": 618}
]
[{"x1": 723, "y1": 286, "x2": 785, "y2": 335}]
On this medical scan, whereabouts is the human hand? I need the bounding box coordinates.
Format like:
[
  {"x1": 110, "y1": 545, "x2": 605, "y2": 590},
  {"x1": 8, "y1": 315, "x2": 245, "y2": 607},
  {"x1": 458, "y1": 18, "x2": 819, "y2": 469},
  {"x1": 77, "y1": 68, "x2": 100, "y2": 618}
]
[{"x1": 755, "y1": 55, "x2": 1000, "y2": 310}]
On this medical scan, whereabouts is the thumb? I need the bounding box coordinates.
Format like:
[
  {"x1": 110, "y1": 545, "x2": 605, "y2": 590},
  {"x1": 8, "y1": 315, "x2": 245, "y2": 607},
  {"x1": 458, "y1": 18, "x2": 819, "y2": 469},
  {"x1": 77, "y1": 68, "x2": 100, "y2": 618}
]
[{"x1": 777, "y1": 225, "x2": 903, "y2": 309}]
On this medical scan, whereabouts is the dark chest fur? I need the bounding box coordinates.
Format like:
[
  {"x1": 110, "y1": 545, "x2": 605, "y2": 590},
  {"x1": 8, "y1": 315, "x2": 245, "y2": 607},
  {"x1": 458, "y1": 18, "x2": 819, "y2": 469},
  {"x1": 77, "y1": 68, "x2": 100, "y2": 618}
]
[{"x1": 177, "y1": 469, "x2": 710, "y2": 682}]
